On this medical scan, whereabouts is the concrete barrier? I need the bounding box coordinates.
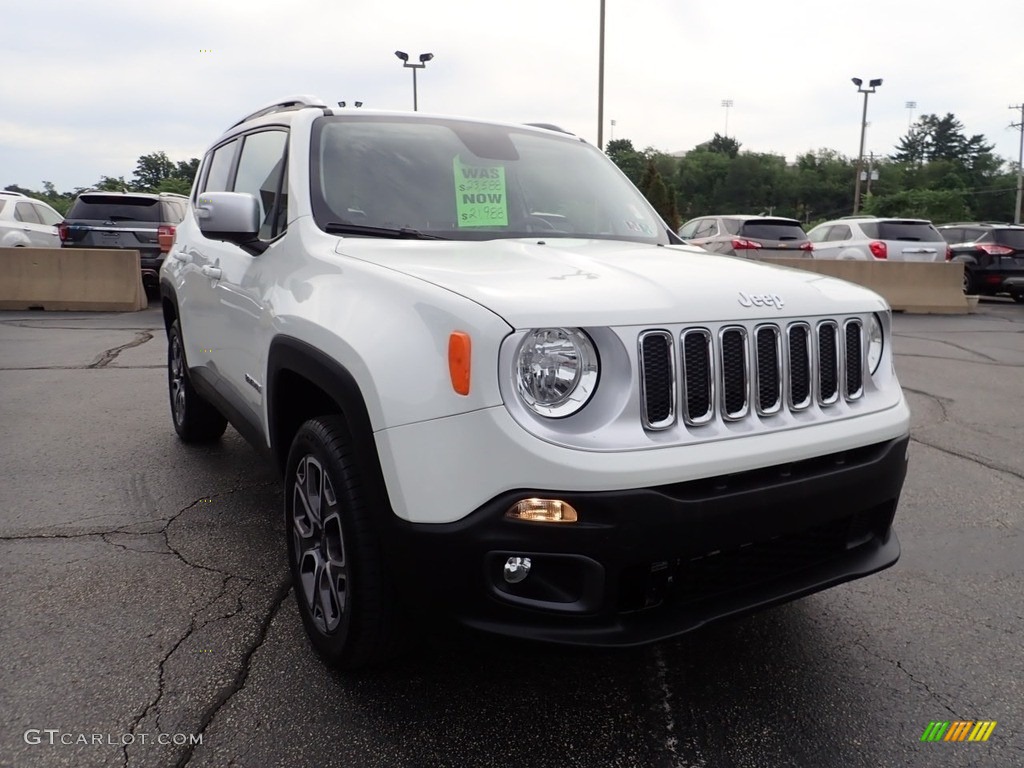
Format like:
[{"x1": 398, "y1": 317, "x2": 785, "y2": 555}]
[
  {"x1": 0, "y1": 248, "x2": 147, "y2": 311},
  {"x1": 754, "y1": 257, "x2": 968, "y2": 314}
]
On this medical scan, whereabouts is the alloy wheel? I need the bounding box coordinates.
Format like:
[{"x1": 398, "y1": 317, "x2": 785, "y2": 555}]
[{"x1": 291, "y1": 454, "x2": 348, "y2": 634}]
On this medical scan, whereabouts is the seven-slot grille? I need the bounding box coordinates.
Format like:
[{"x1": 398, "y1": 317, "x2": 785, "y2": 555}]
[{"x1": 639, "y1": 319, "x2": 865, "y2": 430}]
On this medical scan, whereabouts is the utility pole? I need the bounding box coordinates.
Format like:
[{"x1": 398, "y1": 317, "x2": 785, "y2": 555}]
[
  {"x1": 597, "y1": 0, "x2": 606, "y2": 150},
  {"x1": 1011, "y1": 103, "x2": 1024, "y2": 224}
]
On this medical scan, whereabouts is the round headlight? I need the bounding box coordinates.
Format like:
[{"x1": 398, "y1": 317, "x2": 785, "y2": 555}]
[
  {"x1": 867, "y1": 313, "x2": 884, "y2": 374},
  {"x1": 515, "y1": 328, "x2": 599, "y2": 417}
]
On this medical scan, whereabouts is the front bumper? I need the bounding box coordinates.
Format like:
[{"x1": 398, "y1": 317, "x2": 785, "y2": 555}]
[{"x1": 384, "y1": 434, "x2": 909, "y2": 646}]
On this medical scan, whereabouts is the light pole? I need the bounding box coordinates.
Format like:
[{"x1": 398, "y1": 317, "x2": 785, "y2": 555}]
[
  {"x1": 852, "y1": 77, "x2": 882, "y2": 215},
  {"x1": 394, "y1": 51, "x2": 433, "y2": 111},
  {"x1": 1011, "y1": 103, "x2": 1023, "y2": 224},
  {"x1": 905, "y1": 100, "x2": 916, "y2": 130},
  {"x1": 597, "y1": 0, "x2": 606, "y2": 150},
  {"x1": 721, "y1": 99, "x2": 733, "y2": 138}
]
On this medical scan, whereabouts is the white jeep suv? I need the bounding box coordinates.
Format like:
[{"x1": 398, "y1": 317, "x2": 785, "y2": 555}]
[{"x1": 160, "y1": 96, "x2": 911, "y2": 669}]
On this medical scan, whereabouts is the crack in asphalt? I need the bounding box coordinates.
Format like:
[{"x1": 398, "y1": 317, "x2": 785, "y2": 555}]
[
  {"x1": 852, "y1": 641, "x2": 960, "y2": 717},
  {"x1": 0, "y1": 364, "x2": 165, "y2": 370},
  {"x1": 1, "y1": 477, "x2": 285, "y2": 768},
  {"x1": 895, "y1": 334, "x2": 1001, "y2": 362},
  {"x1": 910, "y1": 435, "x2": 1024, "y2": 485},
  {"x1": 89, "y1": 331, "x2": 154, "y2": 368},
  {"x1": 123, "y1": 574, "x2": 236, "y2": 768},
  {"x1": 119, "y1": 479, "x2": 281, "y2": 767},
  {"x1": 175, "y1": 582, "x2": 292, "y2": 768},
  {"x1": 903, "y1": 386, "x2": 952, "y2": 422},
  {"x1": 0, "y1": 329, "x2": 156, "y2": 370},
  {"x1": 894, "y1": 353, "x2": 1021, "y2": 368}
]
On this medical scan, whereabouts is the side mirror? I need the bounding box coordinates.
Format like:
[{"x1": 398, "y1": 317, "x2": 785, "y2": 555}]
[{"x1": 195, "y1": 192, "x2": 260, "y2": 244}]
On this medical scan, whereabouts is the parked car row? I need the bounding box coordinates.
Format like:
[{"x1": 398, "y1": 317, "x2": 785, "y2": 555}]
[
  {"x1": 0, "y1": 190, "x2": 189, "y2": 291},
  {"x1": 677, "y1": 213, "x2": 1024, "y2": 302}
]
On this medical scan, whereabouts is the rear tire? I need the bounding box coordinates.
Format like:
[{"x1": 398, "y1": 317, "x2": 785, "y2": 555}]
[
  {"x1": 167, "y1": 320, "x2": 228, "y2": 443},
  {"x1": 285, "y1": 415, "x2": 407, "y2": 669},
  {"x1": 962, "y1": 268, "x2": 977, "y2": 295}
]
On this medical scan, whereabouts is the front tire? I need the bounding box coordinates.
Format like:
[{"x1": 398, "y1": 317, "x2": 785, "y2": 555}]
[
  {"x1": 285, "y1": 416, "x2": 406, "y2": 669},
  {"x1": 167, "y1": 320, "x2": 228, "y2": 443}
]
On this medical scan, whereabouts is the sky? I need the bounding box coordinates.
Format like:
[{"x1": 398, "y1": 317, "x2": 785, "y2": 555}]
[{"x1": 3, "y1": 0, "x2": 1023, "y2": 192}]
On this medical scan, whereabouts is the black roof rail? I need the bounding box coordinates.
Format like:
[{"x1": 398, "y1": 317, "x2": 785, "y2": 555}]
[{"x1": 229, "y1": 95, "x2": 328, "y2": 129}]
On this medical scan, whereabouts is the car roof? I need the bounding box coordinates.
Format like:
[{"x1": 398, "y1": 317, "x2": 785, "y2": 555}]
[
  {"x1": 222, "y1": 95, "x2": 585, "y2": 144},
  {"x1": 938, "y1": 221, "x2": 1024, "y2": 229},
  {"x1": 74, "y1": 191, "x2": 188, "y2": 200},
  {"x1": 695, "y1": 214, "x2": 803, "y2": 224}
]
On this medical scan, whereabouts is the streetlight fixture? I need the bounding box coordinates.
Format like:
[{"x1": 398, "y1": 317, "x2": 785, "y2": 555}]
[
  {"x1": 721, "y1": 99, "x2": 734, "y2": 138},
  {"x1": 905, "y1": 100, "x2": 917, "y2": 130},
  {"x1": 395, "y1": 50, "x2": 433, "y2": 111},
  {"x1": 852, "y1": 77, "x2": 882, "y2": 214}
]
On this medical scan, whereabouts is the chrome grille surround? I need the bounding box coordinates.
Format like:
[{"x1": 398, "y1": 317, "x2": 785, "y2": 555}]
[
  {"x1": 786, "y1": 322, "x2": 813, "y2": 411},
  {"x1": 637, "y1": 316, "x2": 868, "y2": 433},
  {"x1": 718, "y1": 326, "x2": 750, "y2": 421},
  {"x1": 638, "y1": 330, "x2": 676, "y2": 430},
  {"x1": 680, "y1": 329, "x2": 714, "y2": 426},
  {"x1": 843, "y1": 319, "x2": 864, "y2": 400},
  {"x1": 816, "y1": 320, "x2": 840, "y2": 406},
  {"x1": 754, "y1": 324, "x2": 783, "y2": 416}
]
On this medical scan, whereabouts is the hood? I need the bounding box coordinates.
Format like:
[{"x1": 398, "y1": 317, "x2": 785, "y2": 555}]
[{"x1": 336, "y1": 237, "x2": 888, "y2": 328}]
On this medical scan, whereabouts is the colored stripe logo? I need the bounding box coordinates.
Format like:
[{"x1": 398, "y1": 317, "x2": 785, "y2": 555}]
[{"x1": 921, "y1": 721, "x2": 997, "y2": 742}]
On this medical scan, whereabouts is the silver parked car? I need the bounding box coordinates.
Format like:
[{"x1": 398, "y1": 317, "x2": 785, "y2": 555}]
[
  {"x1": 807, "y1": 217, "x2": 949, "y2": 262},
  {"x1": 0, "y1": 191, "x2": 63, "y2": 247},
  {"x1": 677, "y1": 214, "x2": 813, "y2": 258}
]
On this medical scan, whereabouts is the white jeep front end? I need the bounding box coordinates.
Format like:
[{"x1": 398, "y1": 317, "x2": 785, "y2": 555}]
[
  {"x1": 163, "y1": 102, "x2": 910, "y2": 664},
  {"x1": 356, "y1": 240, "x2": 909, "y2": 645}
]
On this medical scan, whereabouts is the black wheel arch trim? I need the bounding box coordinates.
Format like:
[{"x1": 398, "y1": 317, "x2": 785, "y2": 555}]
[{"x1": 267, "y1": 336, "x2": 394, "y2": 516}]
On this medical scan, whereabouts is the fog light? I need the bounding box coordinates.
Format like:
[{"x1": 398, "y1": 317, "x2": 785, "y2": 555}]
[
  {"x1": 505, "y1": 498, "x2": 578, "y2": 523},
  {"x1": 503, "y1": 556, "x2": 532, "y2": 583}
]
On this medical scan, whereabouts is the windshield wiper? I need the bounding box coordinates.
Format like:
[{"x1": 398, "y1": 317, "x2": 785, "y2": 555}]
[{"x1": 324, "y1": 222, "x2": 446, "y2": 240}]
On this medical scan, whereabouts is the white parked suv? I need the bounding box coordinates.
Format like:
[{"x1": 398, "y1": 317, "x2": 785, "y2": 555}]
[
  {"x1": 0, "y1": 191, "x2": 64, "y2": 247},
  {"x1": 160, "y1": 96, "x2": 911, "y2": 669},
  {"x1": 807, "y1": 216, "x2": 949, "y2": 261}
]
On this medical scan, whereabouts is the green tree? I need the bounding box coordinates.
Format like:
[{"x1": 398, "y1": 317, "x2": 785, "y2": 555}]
[
  {"x1": 640, "y1": 159, "x2": 680, "y2": 231},
  {"x1": 605, "y1": 138, "x2": 647, "y2": 187},
  {"x1": 862, "y1": 189, "x2": 972, "y2": 221},
  {"x1": 174, "y1": 158, "x2": 200, "y2": 184},
  {"x1": 893, "y1": 113, "x2": 996, "y2": 168},
  {"x1": 707, "y1": 133, "x2": 741, "y2": 159},
  {"x1": 94, "y1": 175, "x2": 130, "y2": 192},
  {"x1": 131, "y1": 151, "x2": 176, "y2": 192}
]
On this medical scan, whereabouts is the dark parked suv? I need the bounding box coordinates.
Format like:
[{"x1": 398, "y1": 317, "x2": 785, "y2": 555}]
[
  {"x1": 59, "y1": 191, "x2": 189, "y2": 289},
  {"x1": 937, "y1": 222, "x2": 1024, "y2": 301}
]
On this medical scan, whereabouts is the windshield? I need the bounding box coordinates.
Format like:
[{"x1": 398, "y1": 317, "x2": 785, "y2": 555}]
[
  {"x1": 67, "y1": 196, "x2": 161, "y2": 222},
  {"x1": 738, "y1": 220, "x2": 807, "y2": 240},
  {"x1": 310, "y1": 115, "x2": 668, "y2": 244}
]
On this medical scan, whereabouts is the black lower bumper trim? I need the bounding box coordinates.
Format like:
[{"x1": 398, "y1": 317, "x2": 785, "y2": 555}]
[{"x1": 383, "y1": 435, "x2": 909, "y2": 647}]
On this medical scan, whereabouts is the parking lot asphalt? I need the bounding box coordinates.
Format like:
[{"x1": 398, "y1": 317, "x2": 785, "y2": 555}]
[{"x1": 1, "y1": 301, "x2": 1021, "y2": 768}]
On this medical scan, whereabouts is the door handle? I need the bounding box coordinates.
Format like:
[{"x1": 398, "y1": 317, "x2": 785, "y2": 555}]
[{"x1": 201, "y1": 265, "x2": 222, "y2": 279}]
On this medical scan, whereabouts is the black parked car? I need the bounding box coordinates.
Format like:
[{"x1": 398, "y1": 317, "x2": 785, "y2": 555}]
[
  {"x1": 937, "y1": 222, "x2": 1024, "y2": 301},
  {"x1": 59, "y1": 192, "x2": 189, "y2": 289}
]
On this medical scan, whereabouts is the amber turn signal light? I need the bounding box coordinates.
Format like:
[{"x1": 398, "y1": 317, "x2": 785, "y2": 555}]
[{"x1": 448, "y1": 331, "x2": 471, "y2": 395}]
